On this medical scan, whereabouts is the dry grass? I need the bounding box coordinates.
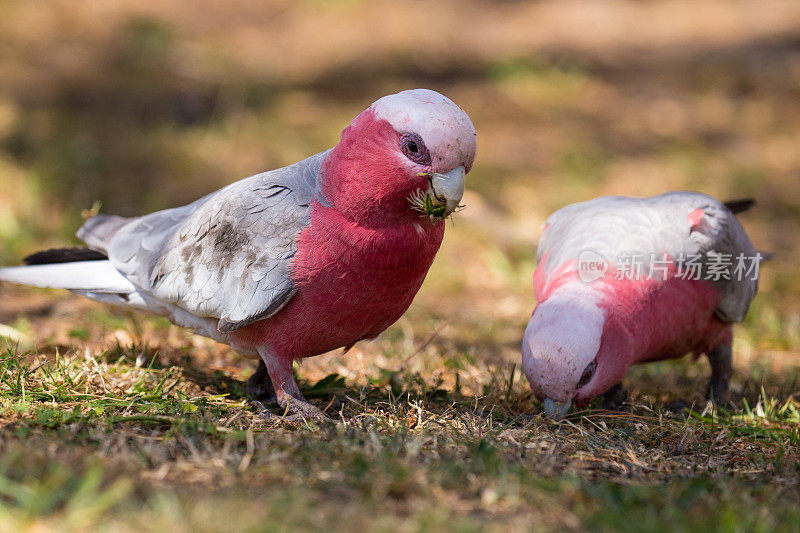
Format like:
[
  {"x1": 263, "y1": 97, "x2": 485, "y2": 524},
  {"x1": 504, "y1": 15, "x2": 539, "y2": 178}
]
[
  {"x1": 0, "y1": 334, "x2": 798, "y2": 531},
  {"x1": 0, "y1": 0, "x2": 799, "y2": 530}
]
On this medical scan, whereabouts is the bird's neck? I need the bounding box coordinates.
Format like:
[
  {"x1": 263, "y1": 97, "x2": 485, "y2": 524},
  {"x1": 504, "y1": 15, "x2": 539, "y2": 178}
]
[{"x1": 320, "y1": 113, "x2": 426, "y2": 228}]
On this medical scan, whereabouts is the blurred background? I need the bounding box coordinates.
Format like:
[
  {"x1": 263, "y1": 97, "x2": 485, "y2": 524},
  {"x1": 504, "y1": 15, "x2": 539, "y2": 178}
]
[{"x1": 0, "y1": 0, "x2": 798, "y2": 386}]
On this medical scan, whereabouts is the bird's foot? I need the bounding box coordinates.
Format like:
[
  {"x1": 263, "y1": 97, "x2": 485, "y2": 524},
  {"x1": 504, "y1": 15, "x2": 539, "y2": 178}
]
[
  {"x1": 245, "y1": 360, "x2": 277, "y2": 402},
  {"x1": 705, "y1": 378, "x2": 730, "y2": 407},
  {"x1": 599, "y1": 383, "x2": 629, "y2": 411},
  {"x1": 254, "y1": 348, "x2": 331, "y2": 422},
  {"x1": 252, "y1": 395, "x2": 329, "y2": 422},
  {"x1": 252, "y1": 400, "x2": 277, "y2": 420},
  {"x1": 278, "y1": 394, "x2": 329, "y2": 421}
]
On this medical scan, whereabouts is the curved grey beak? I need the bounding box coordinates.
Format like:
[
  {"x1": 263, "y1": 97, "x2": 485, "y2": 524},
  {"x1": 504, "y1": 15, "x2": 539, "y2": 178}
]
[
  {"x1": 543, "y1": 398, "x2": 572, "y2": 420},
  {"x1": 430, "y1": 166, "x2": 466, "y2": 218}
]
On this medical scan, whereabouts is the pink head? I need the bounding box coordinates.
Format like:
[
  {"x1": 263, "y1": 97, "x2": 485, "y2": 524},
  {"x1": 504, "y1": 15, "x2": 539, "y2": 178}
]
[
  {"x1": 521, "y1": 284, "x2": 632, "y2": 418},
  {"x1": 320, "y1": 89, "x2": 477, "y2": 225}
]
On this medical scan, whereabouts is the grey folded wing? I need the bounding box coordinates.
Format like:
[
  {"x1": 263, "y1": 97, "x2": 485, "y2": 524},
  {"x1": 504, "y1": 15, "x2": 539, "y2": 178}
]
[
  {"x1": 78, "y1": 150, "x2": 330, "y2": 333},
  {"x1": 538, "y1": 191, "x2": 758, "y2": 323}
]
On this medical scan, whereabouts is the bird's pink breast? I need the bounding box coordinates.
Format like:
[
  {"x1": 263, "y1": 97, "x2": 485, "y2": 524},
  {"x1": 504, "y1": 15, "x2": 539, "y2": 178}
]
[
  {"x1": 230, "y1": 201, "x2": 445, "y2": 360},
  {"x1": 596, "y1": 272, "x2": 731, "y2": 363}
]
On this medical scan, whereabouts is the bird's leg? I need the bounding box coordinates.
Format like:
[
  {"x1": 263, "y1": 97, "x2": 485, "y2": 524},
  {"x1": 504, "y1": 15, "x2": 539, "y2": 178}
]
[
  {"x1": 705, "y1": 341, "x2": 733, "y2": 405},
  {"x1": 600, "y1": 382, "x2": 629, "y2": 411},
  {"x1": 256, "y1": 348, "x2": 327, "y2": 420},
  {"x1": 245, "y1": 359, "x2": 277, "y2": 402}
]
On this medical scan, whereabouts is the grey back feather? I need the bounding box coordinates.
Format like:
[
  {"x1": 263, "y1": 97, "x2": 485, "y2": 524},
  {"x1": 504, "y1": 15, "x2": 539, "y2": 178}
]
[
  {"x1": 538, "y1": 191, "x2": 758, "y2": 323},
  {"x1": 77, "y1": 150, "x2": 331, "y2": 333}
]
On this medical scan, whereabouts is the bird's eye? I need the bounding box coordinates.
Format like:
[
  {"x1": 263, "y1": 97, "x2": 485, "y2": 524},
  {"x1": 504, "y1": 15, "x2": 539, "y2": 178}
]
[
  {"x1": 401, "y1": 132, "x2": 431, "y2": 166},
  {"x1": 577, "y1": 361, "x2": 596, "y2": 388}
]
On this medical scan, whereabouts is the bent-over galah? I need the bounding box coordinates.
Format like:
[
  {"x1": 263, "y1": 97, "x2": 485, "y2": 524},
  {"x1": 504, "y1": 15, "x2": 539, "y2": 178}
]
[
  {"x1": 522, "y1": 192, "x2": 761, "y2": 418},
  {"x1": 0, "y1": 89, "x2": 477, "y2": 418}
]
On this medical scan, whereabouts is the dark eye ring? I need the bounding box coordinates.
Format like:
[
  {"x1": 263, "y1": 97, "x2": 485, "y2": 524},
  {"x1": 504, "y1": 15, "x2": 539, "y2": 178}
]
[
  {"x1": 401, "y1": 132, "x2": 431, "y2": 166},
  {"x1": 577, "y1": 361, "x2": 596, "y2": 388}
]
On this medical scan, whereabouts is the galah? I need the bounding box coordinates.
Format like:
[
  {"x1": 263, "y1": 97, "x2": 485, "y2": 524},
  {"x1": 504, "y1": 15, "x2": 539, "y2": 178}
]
[
  {"x1": 0, "y1": 89, "x2": 477, "y2": 418},
  {"x1": 522, "y1": 192, "x2": 760, "y2": 418}
]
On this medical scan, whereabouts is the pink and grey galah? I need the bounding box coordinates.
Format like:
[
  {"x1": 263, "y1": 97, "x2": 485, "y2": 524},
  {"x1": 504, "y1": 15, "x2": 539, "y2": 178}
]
[
  {"x1": 522, "y1": 192, "x2": 761, "y2": 418},
  {"x1": 0, "y1": 89, "x2": 477, "y2": 419}
]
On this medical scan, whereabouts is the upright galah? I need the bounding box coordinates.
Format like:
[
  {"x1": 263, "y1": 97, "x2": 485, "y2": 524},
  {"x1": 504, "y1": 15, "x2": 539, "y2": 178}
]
[
  {"x1": 522, "y1": 192, "x2": 761, "y2": 418},
  {"x1": 0, "y1": 89, "x2": 477, "y2": 418}
]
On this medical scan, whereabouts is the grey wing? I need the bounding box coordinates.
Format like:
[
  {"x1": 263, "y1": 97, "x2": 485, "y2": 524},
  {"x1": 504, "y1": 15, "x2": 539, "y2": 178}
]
[
  {"x1": 688, "y1": 195, "x2": 758, "y2": 323},
  {"x1": 82, "y1": 150, "x2": 330, "y2": 333},
  {"x1": 537, "y1": 194, "x2": 694, "y2": 270},
  {"x1": 538, "y1": 192, "x2": 758, "y2": 323}
]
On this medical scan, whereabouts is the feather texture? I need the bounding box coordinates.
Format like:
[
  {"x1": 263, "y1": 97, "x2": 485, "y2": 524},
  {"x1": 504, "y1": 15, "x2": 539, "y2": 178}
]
[
  {"x1": 79, "y1": 149, "x2": 332, "y2": 332},
  {"x1": 537, "y1": 191, "x2": 758, "y2": 323}
]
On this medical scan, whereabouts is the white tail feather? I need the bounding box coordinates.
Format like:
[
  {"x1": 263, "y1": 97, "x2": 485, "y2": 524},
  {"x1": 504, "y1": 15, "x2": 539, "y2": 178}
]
[{"x1": 0, "y1": 261, "x2": 136, "y2": 293}]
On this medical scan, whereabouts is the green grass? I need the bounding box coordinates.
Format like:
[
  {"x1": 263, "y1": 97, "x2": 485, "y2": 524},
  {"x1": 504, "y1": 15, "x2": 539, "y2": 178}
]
[
  {"x1": 0, "y1": 345, "x2": 238, "y2": 434},
  {"x1": 0, "y1": 341, "x2": 798, "y2": 531}
]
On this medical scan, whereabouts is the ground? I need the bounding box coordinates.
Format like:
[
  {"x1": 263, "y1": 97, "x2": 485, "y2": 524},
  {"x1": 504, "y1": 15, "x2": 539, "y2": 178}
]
[{"x1": 0, "y1": 1, "x2": 799, "y2": 531}]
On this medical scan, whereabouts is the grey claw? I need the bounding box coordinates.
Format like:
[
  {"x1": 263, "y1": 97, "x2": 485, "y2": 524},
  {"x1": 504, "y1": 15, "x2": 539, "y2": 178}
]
[{"x1": 251, "y1": 400, "x2": 276, "y2": 420}]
